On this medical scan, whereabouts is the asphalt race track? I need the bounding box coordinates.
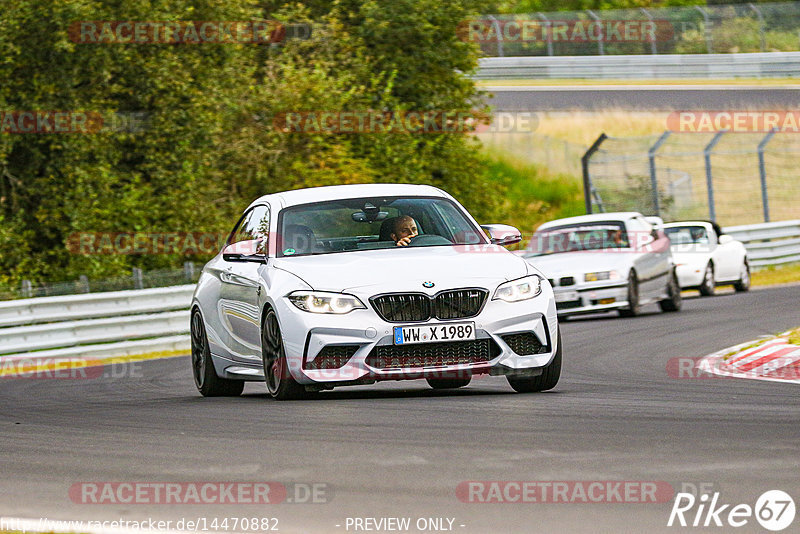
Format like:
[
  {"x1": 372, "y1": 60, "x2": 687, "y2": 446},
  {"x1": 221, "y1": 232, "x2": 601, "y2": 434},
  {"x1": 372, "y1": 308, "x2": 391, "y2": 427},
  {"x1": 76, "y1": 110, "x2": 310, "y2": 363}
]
[
  {"x1": 1, "y1": 285, "x2": 799, "y2": 533},
  {"x1": 486, "y1": 85, "x2": 800, "y2": 111}
]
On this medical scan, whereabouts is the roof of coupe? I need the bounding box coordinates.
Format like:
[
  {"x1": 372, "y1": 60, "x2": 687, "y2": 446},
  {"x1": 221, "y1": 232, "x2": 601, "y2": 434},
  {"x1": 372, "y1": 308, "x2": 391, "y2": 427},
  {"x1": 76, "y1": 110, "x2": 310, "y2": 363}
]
[
  {"x1": 536, "y1": 212, "x2": 644, "y2": 231},
  {"x1": 249, "y1": 183, "x2": 448, "y2": 210},
  {"x1": 662, "y1": 221, "x2": 712, "y2": 228}
]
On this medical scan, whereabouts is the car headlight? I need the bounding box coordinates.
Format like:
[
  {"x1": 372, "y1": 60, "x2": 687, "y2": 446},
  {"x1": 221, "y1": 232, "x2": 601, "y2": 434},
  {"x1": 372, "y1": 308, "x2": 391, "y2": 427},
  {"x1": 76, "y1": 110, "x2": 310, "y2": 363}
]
[
  {"x1": 584, "y1": 270, "x2": 621, "y2": 282},
  {"x1": 288, "y1": 291, "x2": 366, "y2": 314},
  {"x1": 493, "y1": 275, "x2": 542, "y2": 302}
]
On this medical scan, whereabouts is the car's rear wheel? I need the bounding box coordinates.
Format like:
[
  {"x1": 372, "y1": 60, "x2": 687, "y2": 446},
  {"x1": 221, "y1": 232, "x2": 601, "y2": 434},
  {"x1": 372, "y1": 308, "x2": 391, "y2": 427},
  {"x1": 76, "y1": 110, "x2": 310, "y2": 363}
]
[
  {"x1": 618, "y1": 271, "x2": 640, "y2": 317},
  {"x1": 191, "y1": 309, "x2": 244, "y2": 397},
  {"x1": 262, "y1": 308, "x2": 308, "y2": 400},
  {"x1": 659, "y1": 269, "x2": 682, "y2": 312},
  {"x1": 699, "y1": 262, "x2": 715, "y2": 296},
  {"x1": 426, "y1": 377, "x2": 471, "y2": 390},
  {"x1": 506, "y1": 329, "x2": 562, "y2": 393},
  {"x1": 734, "y1": 261, "x2": 751, "y2": 292}
]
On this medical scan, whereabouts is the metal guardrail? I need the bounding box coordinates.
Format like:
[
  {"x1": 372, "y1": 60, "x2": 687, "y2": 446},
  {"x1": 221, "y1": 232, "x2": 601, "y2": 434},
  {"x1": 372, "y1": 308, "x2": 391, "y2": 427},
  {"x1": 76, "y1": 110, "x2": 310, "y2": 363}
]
[
  {"x1": 0, "y1": 285, "x2": 194, "y2": 364},
  {"x1": 0, "y1": 285, "x2": 194, "y2": 328},
  {"x1": 723, "y1": 220, "x2": 800, "y2": 268},
  {"x1": 475, "y1": 52, "x2": 800, "y2": 79}
]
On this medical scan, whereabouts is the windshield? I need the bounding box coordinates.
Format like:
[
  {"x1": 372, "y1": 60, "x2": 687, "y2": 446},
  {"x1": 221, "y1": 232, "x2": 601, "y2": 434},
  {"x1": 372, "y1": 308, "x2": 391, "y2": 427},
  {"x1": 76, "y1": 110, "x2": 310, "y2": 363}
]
[
  {"x1": 524, "y1": 221, "x2": 629, "y2": 257},
  {"x1": 277, "y1": 196, "x2": 486, "y2": 257},
  {"x1": 665, "y1": 226, "x2": 709, "y2": 245}
]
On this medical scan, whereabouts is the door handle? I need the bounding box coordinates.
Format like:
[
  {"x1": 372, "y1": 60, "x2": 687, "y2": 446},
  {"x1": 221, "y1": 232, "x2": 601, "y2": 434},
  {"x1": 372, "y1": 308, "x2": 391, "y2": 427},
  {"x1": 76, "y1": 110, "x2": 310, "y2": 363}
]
[{"x1": 220, "y1": 271, "x2": 259, "y2": 288}]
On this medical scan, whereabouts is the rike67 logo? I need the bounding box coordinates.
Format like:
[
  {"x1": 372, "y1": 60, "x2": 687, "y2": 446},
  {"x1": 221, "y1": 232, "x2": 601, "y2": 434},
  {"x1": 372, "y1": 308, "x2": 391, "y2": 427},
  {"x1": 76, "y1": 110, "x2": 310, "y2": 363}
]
[{"x1": 668, "y1": 490, "x2": 795, "y2": 531}]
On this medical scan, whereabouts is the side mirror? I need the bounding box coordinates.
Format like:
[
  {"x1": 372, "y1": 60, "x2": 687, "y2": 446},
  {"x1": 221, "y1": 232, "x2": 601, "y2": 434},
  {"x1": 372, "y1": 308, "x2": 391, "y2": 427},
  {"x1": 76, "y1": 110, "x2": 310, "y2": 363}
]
[
  {"x1": 718, "y1": 234, "x2": 733, "y2": 245},
  {"x1": 222, "y1": 240, "x2": 267, "y2": 263},
  {"x1": 481, "y1": 224, "x2": 522, "y2": 247},
  {"x1": 644, "y1": 216, "x2": 664, "y2": 230}
]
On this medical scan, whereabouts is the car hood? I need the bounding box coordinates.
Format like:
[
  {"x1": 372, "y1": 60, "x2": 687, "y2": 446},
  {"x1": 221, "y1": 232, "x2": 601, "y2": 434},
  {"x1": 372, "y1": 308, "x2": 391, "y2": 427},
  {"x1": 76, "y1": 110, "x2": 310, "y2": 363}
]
[
  {"x1": 523, "y1": 251, "x2": 637, "y2": 279},
  {"x1": 271, "y1": 245, "x2": 529, "y2": 293}
]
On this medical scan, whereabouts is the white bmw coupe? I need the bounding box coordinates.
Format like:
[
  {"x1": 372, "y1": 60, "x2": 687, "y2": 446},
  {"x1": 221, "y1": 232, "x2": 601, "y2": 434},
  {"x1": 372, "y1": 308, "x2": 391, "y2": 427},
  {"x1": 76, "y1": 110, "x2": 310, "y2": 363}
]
[{"x1": 190, "y1": 184, "x2": 560, "y2": 399}]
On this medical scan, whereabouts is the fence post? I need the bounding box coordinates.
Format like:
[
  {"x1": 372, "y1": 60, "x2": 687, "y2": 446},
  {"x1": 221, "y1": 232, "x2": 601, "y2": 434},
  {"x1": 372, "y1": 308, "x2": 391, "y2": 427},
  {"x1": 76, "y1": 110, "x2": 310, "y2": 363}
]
[
  {"x1": 21, "y1": 279, "x2": 32, "y2": 298},
  {"x1": 757, "y1": 128, "x2": 777, "y2": 223},
  {"x1": 582, "y1": 133, "x2": 608, "y2": 214},
  {"x1": 587, "y1": 10, "x2": 604, "y2": 55},
  {"x1": 640, "y1": 8, "x2": 658, "y2": 54},
  {"x1": 749, "y1": 3, "x2": 766, "y2": 53},
  {"x1": 132, "y1": 267, "x2": 144, "y2": 290},
  {"x1": 647, "y1": 131, "x2": 671, "y2": 217},
  {"x1": 694, "y1": 6, "x2": 713, "y2": 54},
  {"x1": 79, "y1": 274, "x2": 90, "y2": 294},
  {"x1": 536, "y1": 13, "x2": 553, "y2": 56},
  {"x1": 703, "y1": 131, "x2": 726, "y2": 221},
  {"x1": 184, "y1": 261, "x2": 195, "y2": 282},
  {"x1": 487, "y1": 15, "x2": 504, "y2": 57}
]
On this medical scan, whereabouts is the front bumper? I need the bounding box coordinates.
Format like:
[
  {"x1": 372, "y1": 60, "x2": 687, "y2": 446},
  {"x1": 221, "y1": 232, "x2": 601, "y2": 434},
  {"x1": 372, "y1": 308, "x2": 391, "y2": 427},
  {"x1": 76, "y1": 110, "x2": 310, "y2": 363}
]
[
  {"x1": 552, "y1": 281, "x2": 629, "y2": 316},
  {"x1": 269, "y1": 288, "x2": 559, "y2": 385}
]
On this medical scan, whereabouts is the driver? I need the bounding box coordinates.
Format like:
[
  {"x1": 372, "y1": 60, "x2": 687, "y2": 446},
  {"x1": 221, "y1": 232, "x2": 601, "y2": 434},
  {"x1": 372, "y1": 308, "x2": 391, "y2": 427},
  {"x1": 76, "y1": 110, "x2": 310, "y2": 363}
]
[{"x1": 391, "y1": 215, "x2": 419, "y2": 247}]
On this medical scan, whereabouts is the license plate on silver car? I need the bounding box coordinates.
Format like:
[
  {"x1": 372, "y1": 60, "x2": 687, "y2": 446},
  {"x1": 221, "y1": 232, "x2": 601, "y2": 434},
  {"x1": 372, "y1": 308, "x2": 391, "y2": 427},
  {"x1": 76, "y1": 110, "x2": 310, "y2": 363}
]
[
  {"x1": 393, "y1": 322, "x2": 476, "y2": 345},
  {"x1": 554, "y1": 291, "x2": 579, "y2": 303}
]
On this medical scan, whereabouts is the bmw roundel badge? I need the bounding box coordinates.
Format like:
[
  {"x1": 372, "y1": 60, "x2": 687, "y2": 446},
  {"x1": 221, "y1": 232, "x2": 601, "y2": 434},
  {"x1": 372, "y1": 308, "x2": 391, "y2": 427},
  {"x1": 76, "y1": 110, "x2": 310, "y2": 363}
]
[{"x1": 422, "y1": 281, "x2": 435, "y2": 288}]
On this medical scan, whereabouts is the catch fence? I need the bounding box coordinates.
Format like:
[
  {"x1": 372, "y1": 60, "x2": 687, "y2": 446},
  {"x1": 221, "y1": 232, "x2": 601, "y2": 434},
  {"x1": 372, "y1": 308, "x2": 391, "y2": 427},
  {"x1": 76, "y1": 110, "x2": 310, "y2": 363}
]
[{"x1": 583, "y1": 131, "x2": 800, "y2": 226}]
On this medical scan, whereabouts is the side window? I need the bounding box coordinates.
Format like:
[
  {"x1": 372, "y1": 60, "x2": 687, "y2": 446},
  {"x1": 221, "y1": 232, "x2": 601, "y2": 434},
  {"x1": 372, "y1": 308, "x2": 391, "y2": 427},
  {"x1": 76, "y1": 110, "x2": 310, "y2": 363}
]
[{"x1": 228, "y1": 205, "x2": 270, "y2": 255}]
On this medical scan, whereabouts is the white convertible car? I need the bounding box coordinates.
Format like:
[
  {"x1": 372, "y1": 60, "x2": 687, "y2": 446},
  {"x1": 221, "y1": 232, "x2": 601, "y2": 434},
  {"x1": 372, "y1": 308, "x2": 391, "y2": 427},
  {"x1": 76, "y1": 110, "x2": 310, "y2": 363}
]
[
  {"x1": 662, "y1": 221, "x2": 750, "y2": 295},
  {"x1": 190, "y1": 183, "x2": 561, "y2": 399},
  {"x1": 522, "y1": 212, "x2": 681, "y2": 318}
]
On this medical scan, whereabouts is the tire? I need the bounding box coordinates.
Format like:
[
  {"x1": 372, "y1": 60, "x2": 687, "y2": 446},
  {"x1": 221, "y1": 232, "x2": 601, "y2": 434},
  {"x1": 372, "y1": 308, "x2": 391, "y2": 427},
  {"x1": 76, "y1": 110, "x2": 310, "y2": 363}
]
[
  {"x1": 262, "y1": 308, "x2": 308, "y2": 400},
  {"x1": 426, "y1": 377, "x2": 471, "y2": 390},
  {"x1": 659, "y1": 269, "x2": 682, "y2": 312},
  {"x1": 618, "y1": 270, "x2": 641, "y2": 317},
  {"x1": 191, "y1": 309, "x2": 244, "y2": 397},
  {"x1": 698, "y1": 262, "x2": 715, "y2": 296},
  {"x1": 734, "y1": 261, "x2": 751, "y2": 292},
  {"x1": 506, "y1": 329, "x2": 562, "y2": 393}
]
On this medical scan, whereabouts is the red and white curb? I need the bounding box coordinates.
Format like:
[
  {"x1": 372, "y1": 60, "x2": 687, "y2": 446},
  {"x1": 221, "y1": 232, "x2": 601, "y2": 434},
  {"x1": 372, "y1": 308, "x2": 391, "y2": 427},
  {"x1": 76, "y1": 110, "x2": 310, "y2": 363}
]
[{"x1": 699, "y1": 332, "x2": 800, "y2": 384}]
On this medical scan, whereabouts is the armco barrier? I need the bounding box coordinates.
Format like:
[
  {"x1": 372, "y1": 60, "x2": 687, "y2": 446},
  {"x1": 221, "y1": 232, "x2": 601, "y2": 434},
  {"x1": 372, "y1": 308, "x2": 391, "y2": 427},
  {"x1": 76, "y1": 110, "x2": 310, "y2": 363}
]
[
  {"x1": 0, "y1": 285, "x2": 194, "y2": 365},
  {"x1": 0, "y1": 284, "x2": 194, "y2": 328},
  {"x1": 724, "y1": 219, "x2": 800, "y2": 268},
  {"x1": 475, "y1": 52, "x2": 800, "y2": 79}
]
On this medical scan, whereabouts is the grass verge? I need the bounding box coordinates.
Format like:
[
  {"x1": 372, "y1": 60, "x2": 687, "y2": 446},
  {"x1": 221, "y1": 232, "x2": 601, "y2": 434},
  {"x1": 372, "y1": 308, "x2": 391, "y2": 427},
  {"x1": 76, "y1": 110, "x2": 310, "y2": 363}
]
[
  {"x1": 787, "y1": 327, "x2": 800, "y2": 345},
  {"x1": 752, "y1": 263, "x2": 800, "y2": 287}
]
